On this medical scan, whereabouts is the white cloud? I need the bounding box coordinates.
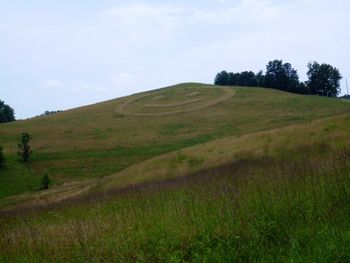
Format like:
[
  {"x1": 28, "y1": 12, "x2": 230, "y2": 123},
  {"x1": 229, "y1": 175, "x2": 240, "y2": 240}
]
[
  {"x1": 97, "y1": 3, "x2": 187, "y2": 46},
  {"x1": 71, "y1": 81, "x2": 91, "y2": 93},
  {"x1": 192, "y1": 0, "x2": 280, "y2": 26},
  {"x1": 99, "y1": 4, "x2": 183, "y2": 19},
  {"x1": 99, "y1": 1, "x2": 279, "y2": 28},
  {"x1": 110, "y1": 72, "x2": 133, "y2": 88},
  {"x1": 98, "y1": 4, "x2": 184, "y2": 31},
  {"x1": 70, "y1": 81, "x2": 108, "y2": 93},
  {"x1": 41, "y1": 80, "x2": 66, "y2": 89},
  {"x1": 41, "y1": 79, "x2": 108, "y2": 94}
]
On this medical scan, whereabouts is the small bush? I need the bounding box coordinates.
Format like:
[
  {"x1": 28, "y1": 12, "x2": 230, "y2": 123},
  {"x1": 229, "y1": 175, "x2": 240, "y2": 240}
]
[
  {"x1": 17, "y1": 132, "x2": 31, "y2": 162},
  {"x1": 39, "y1": 173, "x2": 50, "y2": 190},
  {"x1": 0, "y1": 146, "x2": 4, "y2": 168}
]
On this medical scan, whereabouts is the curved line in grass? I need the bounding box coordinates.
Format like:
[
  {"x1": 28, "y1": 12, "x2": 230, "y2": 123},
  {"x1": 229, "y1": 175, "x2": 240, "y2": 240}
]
[
  {"x1": 115, "y1": 87, "x2": 235, "y2": 117},
  {"x1": 144, "y1": 98, "x2": 203, "y2": 108}
]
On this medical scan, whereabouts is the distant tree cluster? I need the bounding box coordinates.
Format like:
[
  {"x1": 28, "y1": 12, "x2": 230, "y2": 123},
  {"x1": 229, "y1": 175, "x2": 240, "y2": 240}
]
[
  {"x1": 214, "y1": 60, "x2": 342, "y2": 97},
  {"x1": 0, "y1": 100, "x2": 15, "y2": 123},
  {"x1": 37, "y1": 110, "x2": 62, "y2": 117},
  {"x1": 215, "y1": 70, "x2": 261, "y2": 87}
]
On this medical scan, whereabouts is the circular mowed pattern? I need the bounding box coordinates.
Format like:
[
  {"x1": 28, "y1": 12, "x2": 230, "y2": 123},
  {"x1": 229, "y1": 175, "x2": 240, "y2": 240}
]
[{"x1": 116, "y1": 86, "x2": 235, "y2": 116}]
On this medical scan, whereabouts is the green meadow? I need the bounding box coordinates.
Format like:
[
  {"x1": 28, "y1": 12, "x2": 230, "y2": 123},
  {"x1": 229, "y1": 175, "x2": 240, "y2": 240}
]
[{"x1": 1, "y1": 83, "x2": 349, "y2": 200}]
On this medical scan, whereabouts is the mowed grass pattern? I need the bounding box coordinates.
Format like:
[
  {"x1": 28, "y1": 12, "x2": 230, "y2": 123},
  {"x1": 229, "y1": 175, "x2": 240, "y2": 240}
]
[{"x1": 0, "y1": 83, "x2": 350, "y2": 199}]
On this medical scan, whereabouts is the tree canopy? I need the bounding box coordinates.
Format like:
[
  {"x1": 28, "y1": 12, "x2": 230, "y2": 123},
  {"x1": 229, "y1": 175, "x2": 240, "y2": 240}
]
[
  {"x1": 264, "y1": 60, "x2": 301, "y2": 93},
  {"x1": 215, "y1": 71, "x2": 261, "y2": 87},
  {"x1": 306, "y1": 62, "x2": 342, "y2": 97},
  {"x1": 214, "y1": 71, "x2": 229, "y2": 85},
  {"x1": 0, "y1": 100, "x2": 15, "y2": 123}
]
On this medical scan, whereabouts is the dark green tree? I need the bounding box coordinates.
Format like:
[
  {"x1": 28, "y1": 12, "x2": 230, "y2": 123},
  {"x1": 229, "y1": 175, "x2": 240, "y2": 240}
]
[
  {"x1": 18, "y1": 133, "x2": 32, "y2": 162},
  {"x1": 227, "y1": 72, "x2": 235, "y2": 85},
  {"x1": 214, "y1": 71, "x2": 229, "y2": 85},
  {"x1": 227, "y1": 72, "x2": 241, "y2": 86},
  {"x1": 239, "y1": 71, "x2": 257, "y2": 86},
  {"x1": 221, "y1": 71, "x2": 259, "y2": 87},
  {"x1": 306, "y1": 62, "x2": 342, "y2": 97},
  {"x1": 0, "y1": 100, "x2": 15, "y2": 123},
  {"x1": 40, "y1": 173, "x2": 51, "y2": 190},
  {"x1": 256, "y1": 70, "x2": 265, "y2": 87},
  {"x1": 0, "y1": 146, "x2": 4, "y2": 168},
  {"x1": 297, "y1": 82, "x2": 310, "y2": 94},
  {"x1": 264, "y1": 60, "x2": 300, "y2": 92}
]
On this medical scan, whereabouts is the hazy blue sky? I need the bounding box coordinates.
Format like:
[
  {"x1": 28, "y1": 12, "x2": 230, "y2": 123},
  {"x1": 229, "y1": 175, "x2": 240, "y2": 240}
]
[{"x1": 1, "y1": 0, "x2": 349, "y2": 119}]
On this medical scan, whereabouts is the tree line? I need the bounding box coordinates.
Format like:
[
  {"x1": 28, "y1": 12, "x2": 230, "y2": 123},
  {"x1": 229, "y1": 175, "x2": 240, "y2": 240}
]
[
  {"x1": 214, "y1": 60, "x2": 342, "y2": 97},
  {"x1": 0, "y1": 103, "x2": 62, "y2": 124}
]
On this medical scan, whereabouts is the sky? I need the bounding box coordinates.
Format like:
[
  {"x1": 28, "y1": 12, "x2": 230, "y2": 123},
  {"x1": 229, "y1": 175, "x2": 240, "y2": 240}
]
[{"x1": 1, "y1": 0, "x2": 349, "y2": 119}]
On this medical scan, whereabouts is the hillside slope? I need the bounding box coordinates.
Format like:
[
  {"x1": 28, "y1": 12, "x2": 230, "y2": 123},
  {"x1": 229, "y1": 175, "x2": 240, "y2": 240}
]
[
  {"x1": 1, "y1": 112, "x2": 350, "y2": 262},
  {"x1": 1, "y1": 83, "x2": 350, "y2": 201}
]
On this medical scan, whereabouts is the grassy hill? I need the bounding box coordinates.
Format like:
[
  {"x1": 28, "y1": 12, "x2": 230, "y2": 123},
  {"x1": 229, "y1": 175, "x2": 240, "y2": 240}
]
[
  {"x1": 1, "y1": 83, "x2": 350, "y2": 262},
  {"x1": 1, "y1": 83, "x2": 350, "y2": 201}
]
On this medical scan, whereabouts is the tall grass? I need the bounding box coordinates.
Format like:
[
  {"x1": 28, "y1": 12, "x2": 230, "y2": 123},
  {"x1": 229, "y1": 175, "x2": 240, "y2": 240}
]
[{"x1": 1, "y1": 142, "x2": 350, "y2": 262}]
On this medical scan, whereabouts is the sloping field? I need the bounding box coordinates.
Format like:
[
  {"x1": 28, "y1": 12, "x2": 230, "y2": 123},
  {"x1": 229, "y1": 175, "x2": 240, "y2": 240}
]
[
  {"x1": 1, "y1": 113, "x2": 350, "y2": 262},
  {"x1": 2, "y1": 112, "x2": 349, "y2": 209},
  {"x1": 0, "y1": 83, "x2": 350, "y2": 202}
]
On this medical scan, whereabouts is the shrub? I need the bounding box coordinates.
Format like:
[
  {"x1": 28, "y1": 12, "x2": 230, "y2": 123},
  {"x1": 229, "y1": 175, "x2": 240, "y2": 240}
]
[
  {"x1": 17, "y1": 132, "x2": 32, "y2": 162},
  {"x1": 0, "y1": 146, "x2": 4, "y2": 168},
  {"x1": 40, "y1": 173, "x2": 50, "y2": 190}
]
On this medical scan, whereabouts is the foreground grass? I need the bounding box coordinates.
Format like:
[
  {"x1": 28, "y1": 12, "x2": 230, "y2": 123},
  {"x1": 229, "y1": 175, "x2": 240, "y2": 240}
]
[{"x1": 1, "y1": 142, "x2": 350, "y2": 262}]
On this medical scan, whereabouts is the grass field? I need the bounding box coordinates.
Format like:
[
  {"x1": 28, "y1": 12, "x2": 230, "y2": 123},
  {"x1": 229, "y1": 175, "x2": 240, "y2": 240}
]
[
  {"x1": 1, "y1": 83, "x2": 350, "y2": 201},
  {"x1": 1, "y1": 83, "x2": 350, "y2": 262}
]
